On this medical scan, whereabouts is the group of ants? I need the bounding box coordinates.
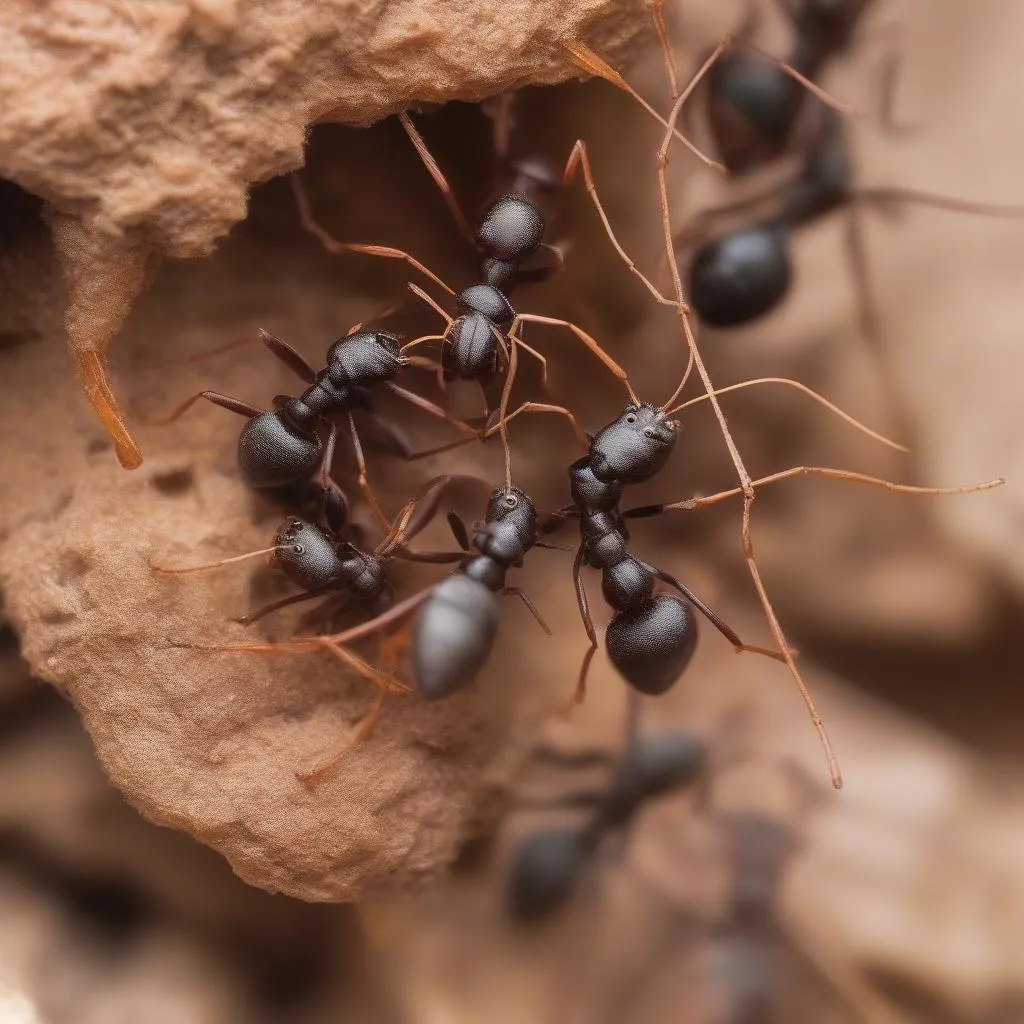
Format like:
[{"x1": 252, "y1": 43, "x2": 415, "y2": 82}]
[{"x1": 146, "y1": 0, "x2": 1016, "y2": 982}]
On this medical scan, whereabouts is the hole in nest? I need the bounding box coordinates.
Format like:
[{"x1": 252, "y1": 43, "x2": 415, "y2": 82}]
[{"x1": 151, "y1": 466, "x2": 196, "y2": 495}]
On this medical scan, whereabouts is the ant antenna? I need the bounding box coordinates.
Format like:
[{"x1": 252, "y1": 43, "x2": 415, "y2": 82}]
[
  {"x1": 563, "y1": 41, "x2": 726, "y2": 174},
  {"x1": 657, "y1": 40, "x2": 844, "y2": 789},
  {"x1": 151, "y1": 546, "x2": 277, "y2": 574},
  {"x1": 665, "y1": 377, "x2": 910, "y2": 453}
]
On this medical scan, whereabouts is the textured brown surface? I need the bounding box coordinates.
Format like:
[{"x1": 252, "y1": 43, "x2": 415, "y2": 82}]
[{"x1": 2, "y1": 0, "x2": 1024, "y2": 1018}]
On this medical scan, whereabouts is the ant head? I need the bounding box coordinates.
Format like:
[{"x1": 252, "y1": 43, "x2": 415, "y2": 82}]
[
  {"x1": 486, "y1": 485, "x2": 537, "y2": 532},
  {"x1": 457, "y1": 284, "x2": 515, "y2": 330},
  {"x1": 588, "y1": 404, "x2": 679, "y2": 485},
  {"x1": 271, "y1": 517, "x2": 341, "y2": 590},
  {"x1": 507, "y1": 827, "x2": 590, "y2": 924},
  {"x1": 326, "y1": 330, "x2": 404, "y2": 387},
  {"x1": 475, "y1": 194, "x2": 545, "y2": 266},
  {"x1": 689, "y1": 226, "x2": 791, "y2": 328},
  {"x1": 237, "y1": 409, "x2": 322, "y2": 490}
]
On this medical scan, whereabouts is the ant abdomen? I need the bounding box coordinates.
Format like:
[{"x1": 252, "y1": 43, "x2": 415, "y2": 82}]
[
  {"x1": 444, "y1": 313, "x2": 501, "y2": 378},
  {"x1": 689, "y1": 225, "x2": 791, "y2": 328},
  {"x1": 708, "y1": 53, "x2": 803, "y2": 172},
  {"x1": 412, "y1": 574, "x2": 500, "y2": 700},
  {"x1": 237, "y1": 412, "x2": 323, "y2": 489},
  {"x1": 507, "y1": 828, "x2": 591, "y2": 924},
  {"x1": 475, "y1": 195, "x2": 545, "y2": 267},
  {"x1": 273, "y1": 518, "x2": 342, "y2": 591},
  {"x1": 605, "y1": 595, "x2": 697, "y2": 695}
]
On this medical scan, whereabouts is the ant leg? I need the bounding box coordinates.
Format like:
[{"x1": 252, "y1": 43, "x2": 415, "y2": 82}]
[
  {"x1": 502, "y1": 587, "x2": 552, "y2": 635},
  {"x1": 397, "y1": 112, "x2": 475, "y2": 244},
  {"x1": 562, "y1": 139, "x2": 680, "y2": 308},
  {"x1": 508, "y1": 311, "x2": 640, "y2": 404},
  {"x1": 234, "y1": 587, "x2": 334, "y2": 626},
  {"x1": 256, "y1": 329, "x2": 318, "y2": 383},
  {"x1": 569, "y1": 547, "x2": 599, "y2": 707},
  {"x1": 145, "y1": 391, "x2": 261, "y2": 426},
  {"x1": 384, "y1": 381, "x2": 481, "y2": 436},
  {"x1": 290, "y1": 175, "x2": 456, "y2": 296},
  {"x1": 345, "y1": 411, "x2": 391, "y2": 531},
  {"x1": 447, "y1": 512, "x2": 471, "y2": 551},
  {"x1": 484, "y1": 400, "x2": 589, "y2": 452},
  {"x1": 563, "y1": 42, "x2": 725, "y2": 174},
  {"x1": 637, "y1": 559, "x2": 786, "y2": 663},
  {"x1": 294, "y1": 638, "x2": 410, "y2": 788},
  {"x1": 655, "y1": 47, "x2": 845, "y2": 791},
  {"x1": 649, "y1": 0, "x2": 680, "y2": 98},
  {"x1": 842, "y1": 207, "x2": 913, "y2": 429},
  {"x1": 508, "y1": 332, "x2": 550, "y2": 394}
]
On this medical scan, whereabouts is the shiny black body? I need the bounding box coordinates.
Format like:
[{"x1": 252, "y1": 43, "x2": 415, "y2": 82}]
[
  {"x1": 237, "y1": 331, "x2": 404, "y2": 490},
  {"x1": 508, "y1": 732, "x2": 709, "y2": 922},
  {"x1": 689, "y1": 107, "x2": 852, "y2": 327},
  {"x1": 706, "y1": 0, "x2": 872, "y2": 174},
  {"x1": 565, "y1": 405, "x2": 699, "y2": 696},
  {"x1": 412, "y1": 486, "x2": 539, "y2": 700}
]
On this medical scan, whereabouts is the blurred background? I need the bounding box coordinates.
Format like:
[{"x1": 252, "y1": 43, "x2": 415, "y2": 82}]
[{"x1": 3, "y1": 1, "x2": 1024, "y2": 1021}]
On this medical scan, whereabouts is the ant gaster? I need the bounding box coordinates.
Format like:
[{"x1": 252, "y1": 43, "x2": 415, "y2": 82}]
[{"x1": 700, "y1": 0, "x2": 876, "y2": 175}]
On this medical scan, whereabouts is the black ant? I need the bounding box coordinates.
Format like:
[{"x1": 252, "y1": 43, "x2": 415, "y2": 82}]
[
  {"x1": 291, "y1": 109, "x2": 690, "y2": 415},
  {"x1": 683, "y1": 104, "x2": 1024, "y2": 333},
  {"x1": 153, "y1": 323, "x2": 479, "y2": 530},
  {"x1": 505, "y1": 730, "x2": 715, "y2": 924},
  {"x1": 171, "y1": 463, "x2": 557, "y2": 769},
  {"x1": 685, "y1": 0, "x2": 882, "y2": 176},
  {"x1": 156, "y1": 475, "x2": 479, "y2": 782}
]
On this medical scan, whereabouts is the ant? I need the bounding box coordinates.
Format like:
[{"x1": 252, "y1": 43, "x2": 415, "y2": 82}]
[
  {"x1": 156, "y1": 475, "x2": 478, "y2": 782},
  {"x1": 291, "y1": 109, "x2": 686, "y2": 415},
  {"x1": 506, "y1": 730, "x2": 713, "y2": 924},
  {"x1": 171, "y1": 462, "x2": 558, "y2": 770},
  {"x1": 153, "y1": 323, "x2": 479, "y2": 530},
  {"x1": 682, "y1": 104, "x2": 1024, "y2": 333},
  {"x1": 686, "y1": 0, "x2": 883, "y2": 176}
]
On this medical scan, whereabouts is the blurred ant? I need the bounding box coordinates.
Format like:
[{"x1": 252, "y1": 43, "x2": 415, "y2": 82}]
[
  {"x1": 676, "y1": 0, "x2": 885, "y2": 175},
  {"x1": 152, "y1": 323, "x2": 479, "y2": 530},
  {"x1": 506, "y1": 730, "x2": 713, "y2": 924}
]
